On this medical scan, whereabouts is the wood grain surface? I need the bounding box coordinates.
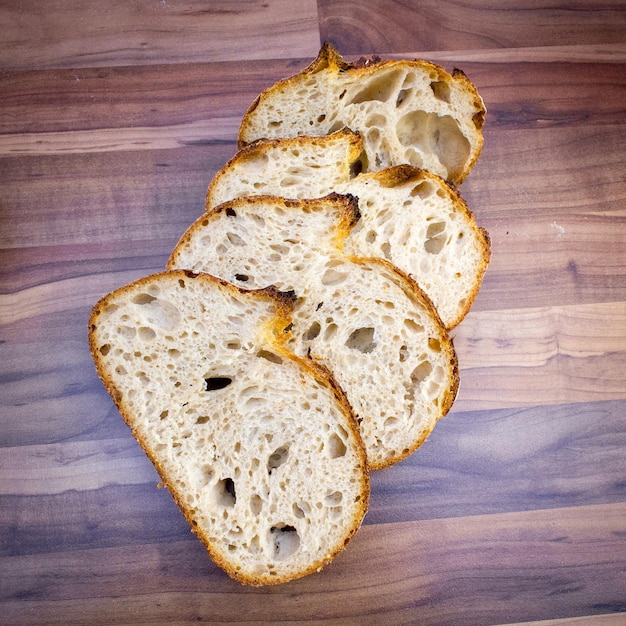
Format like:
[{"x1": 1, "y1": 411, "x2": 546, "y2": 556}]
[{"x1": 1, "y1": 2, "x2": 625, "y2": 624}]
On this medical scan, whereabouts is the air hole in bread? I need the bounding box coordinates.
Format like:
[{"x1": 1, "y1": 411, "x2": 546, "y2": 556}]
[
  {"x1": 365, "y1": 113, "x2": 387, "y2": 128},
  {"x1": 323, "y1": 322, "x2": 338, "y2": 341},
  {"x1": 135, "y1": 371, "x2": 149, "y2": 385},
  {"x1": 411, "y1": 181, "x2": 435, "y2": 199},
  {"x1": 399, "y1": 148, "x2": 421, "y2": 169},
  {"x1": 226, "y1": 232, "x2": 246, "y2": 246},
  {"x1": 132, "y1": 293, "x2": 157, "y2": 305},
  {"x1": 270, "y1": 524, "x2": 300, "y2": 560},
  {"x1": 432, "y1": 118, "x2": 470, "y2": 180},
  {"x1": 269, "y1": 120, "x2": 282, "y2": 128},
  {"x1": 367, "y1": 127, "x2": 380, "y2": 146},
  {"x1": 304, "y1": 321, "x2": 321, "y2": 341},
  {"x1": 384, "y1": 416, "x2": 399, "y2": 430},
  {"x1": 396, "y1": 88, "x2": 411, "y2": 108},
  {"x1": 321, "y1": 265, "x2": 349, "y2": 286},
  {"x1": 250, "y1": 494, "x2": 263, "y2": 515},
  {"x1": 269, "y1": 243, "x2": 289, "y2": 255},
  {"x1": 281, "y1": 175, "x2": 303, "y2": 187},
  {"x1": 325, "y1": 490, "x2": 343, "y2": 505},
  {"x1": 117, "y1": 325, "x2": 136, "y2": 340},
  {"x1": 328, "y1": 432, "x2": 347, "y2": 459},
  {"x1": 99, "y1": 343, "x2": 111, "y2": 356},
  {"x1": 138, "y1": 326, "x2": 156, "y2": 341},
  {"x1": 257, "y1": 349, "x2": 283, "y2": 364},
  {"x1": 347, "y1": 69, "x2": 403, "y2": 104},
  {"x1": 134, "y1": 297, "x2": 182, "y2": 330},
  {"x1": 365, "y1": 230, "x2": 377, "y2": 243},
  {"x1": 195, "y1": 415, "x2": 210, "y2": 424},
  {"x1": 375, "y1": 209, "x2": 393, "y2": 226},
  {"x1": 396, "y1": 111, "x2": 470, "y2": 180},
  {"x1": 345, "y1": 327, "x2": 376, "y2": 353},
  {"x1": 424, "y1": 221, "x2": 447, "y2": 254},
  {"x1": 292, "y1": 503, "x2": 306, "y2": 519},
  {"x1": 204, "y1": 377, "x2": 233, "y2": 391},
  {"x1": 327, "y1": 119, "x2": 346, "y2": 134},
  {"x1": 349, "y1": 158, "x2": 364, "y2": 178},
  {"x1": 216, "y1": 477, "x2": 236, "y2": 507},
  {"x1": 428, "y1": 337, "x2": 442, "y2": 352},
  {"x1": 430, "y1": 79, "x2": 451, "y2": 104},
  {"x1": 159, "y1": 410, "x2": 169, "y2": 420},
  {"x1": 411, "y1": 360, "x2": 432, "y2": 385},
  {"x1": 404, "y1": 318, "x2": 425, "y2": 334},
  {"x1": 317, "y1": 114, "x2": 326, "y2": 123},
  {"x1": 268, "y1": 444, "x2": 290, "y2": 473},
  {"x1": 234, "y1": 273, "x2": 249, "y2": 282}
]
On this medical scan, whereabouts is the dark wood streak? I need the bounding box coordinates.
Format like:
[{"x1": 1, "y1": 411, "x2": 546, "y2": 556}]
[{"x1": 318, "y1": 0, "x2": 626, "y2": 54}]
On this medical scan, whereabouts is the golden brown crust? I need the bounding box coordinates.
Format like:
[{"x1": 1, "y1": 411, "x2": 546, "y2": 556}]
[
  {"x1": 238, "y1": 43, "x2": 486, "y2": 184},
  {"x1": 208, "y1": 129, "x2": 365, "y2": 213},
  {"x1": 88, "y1": 270, "x2": 370, "y2": 586},
  {"x1": 340, "y1": 255, "x2": 459, "y2": 470},
  {"x1": 348, "y1": 165, "x2": 491, "y2": 328},
  {"x1": 173, "y1": 194, "x2": 362, "y2": 273},
  {"x1": 431, "y1": 179, "x2": 491, "y2": 328}
]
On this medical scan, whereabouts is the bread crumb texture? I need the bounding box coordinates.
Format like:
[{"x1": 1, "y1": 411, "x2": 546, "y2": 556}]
[
  {"x1": 89, "y1": 44, "x2": 489, "y2": 586},
  {"x1": 207, "y1": 130, "x2": 490, "y2": 328},
  {"x1": 169, "y1": 195, "x2": 459, "y2": 469},
  {"x1": 239, "y1": 43, "x2": 485, "y2": 184},
  {"x1": 89, "y1": 272, "x2": 369, "y2": 585}
]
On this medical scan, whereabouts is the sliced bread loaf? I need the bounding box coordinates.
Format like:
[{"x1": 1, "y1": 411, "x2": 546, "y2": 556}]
[
  {"x1": 168, "y1": 195, "x2": 459, "y2": 469},
  {"x1": 206, "y1": 130, "x2": 491, "y2": 329},
  {"x1": 89, "y1": 271, "x2": 369, "y2": 585},
  {"x1": 239, "y1": 43, "x2": 486, "y2": 184}
]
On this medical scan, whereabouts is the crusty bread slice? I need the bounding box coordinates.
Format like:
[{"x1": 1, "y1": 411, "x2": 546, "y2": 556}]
[
  {"x1": 206, "y1": 130, "x2": 491, "y2": 329},
  {"x1": 89, "y1": 271, "x2": 369, "y2": 586},
  {"x1": 239, "y1": 43, "x2": 486, "y2": 184},
  {"x1": 168, "y1": 195, "x2": 459, "y2": 470}
]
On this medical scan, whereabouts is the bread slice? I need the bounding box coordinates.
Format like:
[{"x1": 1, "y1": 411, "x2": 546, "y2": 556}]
[
  {"x1": 88, "y1": 271, "x2": 369, "y2": 586},
  {"x1": 168, "y1": 195, "x2": 459, "y2": 469},
  {"x1": 239, "y1": 43, "x2": 486, "y2": 184},
  {"x1": 206, "y1": 129, "x2": 491, "y2": 329}
]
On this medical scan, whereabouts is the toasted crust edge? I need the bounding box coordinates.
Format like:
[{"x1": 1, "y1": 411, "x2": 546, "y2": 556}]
[
  {"x1": 207, "y1": 128, "x2": 366, "y2": 212},
  {"x1": 238, "y1": 43, "x2": 486, "y2": 184},
  {"x1": 346, "y1": 256, "x2": 460, "y2": 469},
  {"x1": 171, "y1": 193, "x2": 362, "y2": 273}
]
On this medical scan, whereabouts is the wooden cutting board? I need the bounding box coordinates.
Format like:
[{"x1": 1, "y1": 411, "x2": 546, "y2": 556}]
[{"x1": 1, "y1": 2, "x2": 625, "y2": 624}]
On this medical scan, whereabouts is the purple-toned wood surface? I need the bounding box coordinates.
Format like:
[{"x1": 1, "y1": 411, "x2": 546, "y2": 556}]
[{"x1": 1, "y1": 2, "x2": 625, "y2": 624}]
